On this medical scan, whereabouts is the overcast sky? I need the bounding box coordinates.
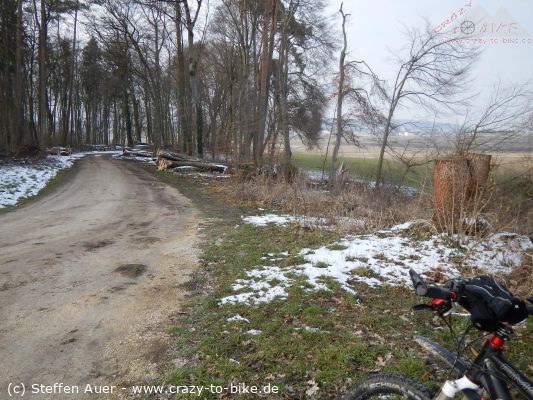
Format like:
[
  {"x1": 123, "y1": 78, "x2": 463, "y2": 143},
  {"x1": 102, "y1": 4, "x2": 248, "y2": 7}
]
[{"x1": 324, "y1": 0, "x2": 533, "y2": 122}]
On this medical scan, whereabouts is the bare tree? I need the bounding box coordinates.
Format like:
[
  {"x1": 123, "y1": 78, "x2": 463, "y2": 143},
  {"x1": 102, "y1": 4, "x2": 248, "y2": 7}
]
[
  {"x1": 255, "y1": 0, "x2": 277, "y2": 165},
  {"x1": 455, "y1": 80, "x2": 533, "y2": 154},
  {"x1": 181, "y1": 0, "x2": 204, "y2": 156},
  {"x1": 329, "y1": 3, "x2": 348, "y2": 186},
  {"x1": 374, "y1": 23, "x2": 479, "y2": 185}
]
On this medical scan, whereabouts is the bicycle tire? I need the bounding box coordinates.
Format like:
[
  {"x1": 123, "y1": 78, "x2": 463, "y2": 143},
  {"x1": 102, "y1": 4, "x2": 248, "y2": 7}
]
[{"x1": 343, "y1": 373, "x2": 433, "y2": 400}]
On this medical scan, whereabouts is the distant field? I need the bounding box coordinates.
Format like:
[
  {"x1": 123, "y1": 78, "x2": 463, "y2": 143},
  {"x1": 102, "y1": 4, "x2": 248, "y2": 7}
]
[
  {"x1": 292, "y1": 146, "x2": 532, "y2": 189},
  {"x1": 292, "y1": 152, "x2": 431, "y2": 188}
]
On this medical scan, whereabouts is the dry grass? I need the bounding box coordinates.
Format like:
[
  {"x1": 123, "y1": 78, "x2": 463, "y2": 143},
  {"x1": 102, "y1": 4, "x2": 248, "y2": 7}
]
[
  {"x1": 207, "y1": 169, "x2": 434, "y2": 234},
  {"x1": 204, "y1": 160, "x2": 533, "y2": 238},
  {"x1": 488, "y1": 177, "x2": 533, "y2": 236}
]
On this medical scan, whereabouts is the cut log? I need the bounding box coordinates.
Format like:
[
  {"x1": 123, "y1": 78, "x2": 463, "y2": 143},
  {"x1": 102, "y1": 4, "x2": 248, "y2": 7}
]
[
  {"x1": 433, "y1": 156, "x2": 472, "y2": 232},
  {"x1": 47, "y1": 147, "x2": 72, "y2": 156},
  {"x1": 156, "y1": 150, "x2": 202, "y2": 163},
  {"x1": 464, "y1": 152, "x2": 491, "y2": 200},
  {"x1": 157, "y1": 158, "x2": 227, "y2": 173},
  {"x1": 123, "y1": 148, "x2": 153, "y2": 158}
]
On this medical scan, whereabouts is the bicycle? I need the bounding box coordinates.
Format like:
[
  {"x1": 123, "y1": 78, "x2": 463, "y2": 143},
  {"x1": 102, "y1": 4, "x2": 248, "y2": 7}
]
[{"x1": 344, "y1": 269, "x2": 533, "y2": 400}]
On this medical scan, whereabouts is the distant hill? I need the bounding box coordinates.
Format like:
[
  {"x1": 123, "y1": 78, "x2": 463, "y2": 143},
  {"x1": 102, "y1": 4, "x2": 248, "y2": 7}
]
[{"x1": 321, "y1": 118, "x2": 459, "y2": 136}]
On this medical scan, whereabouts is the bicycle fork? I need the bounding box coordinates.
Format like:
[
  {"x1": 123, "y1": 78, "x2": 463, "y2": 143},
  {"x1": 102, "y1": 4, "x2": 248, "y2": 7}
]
[{"x1": 433, "y1": 376, "x2": 481, "y2": 400}]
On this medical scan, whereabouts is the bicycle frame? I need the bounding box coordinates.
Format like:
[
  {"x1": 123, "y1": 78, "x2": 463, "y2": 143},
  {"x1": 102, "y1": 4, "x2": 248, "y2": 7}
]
[
  {"x1": 468, "y1": 342, "x2": 533, "y2": 400},
  {"x1": 415, "y1": 335, "x2": 533, "y2": 400}
]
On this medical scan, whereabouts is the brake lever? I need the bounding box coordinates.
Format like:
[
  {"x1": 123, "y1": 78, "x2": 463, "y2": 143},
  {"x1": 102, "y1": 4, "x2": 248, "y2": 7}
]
[
  {"x1": 412, "y1": 304, "x2": 433, "y2": 312},
  {"x1": 412, "y1": 300, "x2": 453, "y2": 316}
]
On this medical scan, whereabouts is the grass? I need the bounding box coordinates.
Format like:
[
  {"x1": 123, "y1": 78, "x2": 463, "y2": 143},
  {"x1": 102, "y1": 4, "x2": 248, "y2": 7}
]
[
  {"x1": 292, "y1": 151, "x2": 531, "y2": 189},
  {"x1": 141, "y1": 165, "x2": 533, "y2": 399},
  {"x1": 171, "y1": 219, "x2": 533, "y2": 397},
  {"x1": 292, "y1": 152, "x2": 430, "y2": 188}
]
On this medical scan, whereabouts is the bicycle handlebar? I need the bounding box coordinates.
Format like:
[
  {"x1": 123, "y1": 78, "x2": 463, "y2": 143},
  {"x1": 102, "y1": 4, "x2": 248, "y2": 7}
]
[
  {"x1": 409, "y1": 269, "x2": 453, "y2": 300},
  {"x1": 409, "y1": 269, "x2": 533, "y2": 316},
  {"x1": 424, "y1": 285, "x2": 453, "y2": 300}
]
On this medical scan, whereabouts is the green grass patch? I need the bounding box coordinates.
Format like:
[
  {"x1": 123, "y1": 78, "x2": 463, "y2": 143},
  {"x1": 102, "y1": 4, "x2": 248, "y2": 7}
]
[
  {"x1": 327, "y1": 244, "x2": 349, "y2": 251},
  {"x1": 292, "y1": 152, "x2": 429, "y2": 188},
  {"x1": 350, "y1": 267, "x2": 379, "y2": 279},
  {"x1": 149, "y1": 171, "x2": 533, "y2": 399}
]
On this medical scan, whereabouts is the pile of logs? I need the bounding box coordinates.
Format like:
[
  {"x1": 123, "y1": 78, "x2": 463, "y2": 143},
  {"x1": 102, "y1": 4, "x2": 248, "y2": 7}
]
[
  {"x1": 156, "y1": 150, "x2": 227, "y2": 173},
  {"x1": 122, "y1": 147, "x2": 153, "y2": 158},
  {"x1": 47, "y1": 146, "x2": 72, "y2": 156}
]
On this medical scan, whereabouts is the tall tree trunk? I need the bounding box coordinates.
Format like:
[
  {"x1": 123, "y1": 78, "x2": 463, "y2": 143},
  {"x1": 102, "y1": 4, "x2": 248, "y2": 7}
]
[
  {"x1": 330, "y1": 4, "x2": 348, "y2": 185},
  {"x1": 103, "y1": 99, "x2": 109, "y2": 145},
  {"x1": 112, "y1": 100, "x2": 118, "y2": 144},
  {"x1": 278, "y1": 29, "x2": 291, "y2": 166},
  {"x1": 65, "y1": 4, "x2": 78, "y2": 146},
  {"x1": 183, "y1": 1, "x2": 203, "y2": 157},
  {"x1": 175, "y1": 1, "x2": 189, "y2": 153},
  {"x1": 132, "y1": 93, "x2": 141, "y2": 143},
  {"x1": 254, "y1": 0, "x2": 277, "y2": 165},
  {"x1": 38, "y1": 0, "x2": 48, "y2": 149},
  {"x1": 15, "y1": 0, "x2": 24, "y2": 148},
  {"x1": 376, "y1": 99, "x2": 398, "y2": 186},
  {"x1": 123, "y1": 88, "x2": 133, "y2": 147}
]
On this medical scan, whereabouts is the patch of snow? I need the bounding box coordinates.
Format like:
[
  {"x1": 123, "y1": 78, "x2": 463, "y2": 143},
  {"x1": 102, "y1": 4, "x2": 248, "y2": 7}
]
[
  {"x1": 0, "y1": 154, "x2": 85, "y2": 208},
  {"x1": 245, "y1": 329, "x2": 262, "y2": 336},
  {"x1": 390, "y1": 221, "x2": 415, "y2": 231},
  {"x1": 463, "y1": 232, "x2": 533, "y2": 271},
  {"x1": 112, "y1": 153, "x2": 157, "y2": 164},
  {"x1": 243, "y1": 214, "x2": 295, "y2": 227},
  {"x1": 219, "y1": 220, "x2": 532, "y2": 306},
  {"x1": 242, "y1": 213, "x2": 364, "y2": 230},
  {"x1": 219, "y1": 266, "x2": 292, "y2": 305},
  {"x1": 195, "y1": 172, "x2": 231, "y2": 178},
  {"x1": 294, "y1": 326, "x2": 329, "y2": 334},
  {"x1": 227, "y1": 314, "x2": 250, "y2": 323},
  {"x1": 79, "y1": 150, "x2": 122, "y2": 156},
  {"x1": 174, "y1": 166, "x2": 198, "y2": 171}
]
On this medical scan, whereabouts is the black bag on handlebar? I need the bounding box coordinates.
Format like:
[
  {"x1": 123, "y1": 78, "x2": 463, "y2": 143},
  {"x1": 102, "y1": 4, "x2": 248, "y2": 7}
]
[{"x1": 457, "y1": 276, "x2": 528, "y2": 332}]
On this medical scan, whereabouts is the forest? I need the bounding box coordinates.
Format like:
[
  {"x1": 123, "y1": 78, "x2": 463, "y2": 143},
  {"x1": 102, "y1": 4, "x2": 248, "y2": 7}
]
[
  {"x1": 1, "y1": 2, "x2": 533, "y2": 398},
  {"x1": 0, "y1": 0, "x2": 334, "y2": 165}
]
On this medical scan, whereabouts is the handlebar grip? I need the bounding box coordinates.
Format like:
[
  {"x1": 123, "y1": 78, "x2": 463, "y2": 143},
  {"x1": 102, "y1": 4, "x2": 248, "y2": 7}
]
[{"x1": 425, "y1": 285, "x2": 453, "y2": 300}]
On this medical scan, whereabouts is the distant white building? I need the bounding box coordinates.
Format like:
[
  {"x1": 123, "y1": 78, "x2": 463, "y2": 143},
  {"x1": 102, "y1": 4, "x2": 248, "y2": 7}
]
[{"x1": 398, "y1": 128, "x2": 411, "y2": 137}]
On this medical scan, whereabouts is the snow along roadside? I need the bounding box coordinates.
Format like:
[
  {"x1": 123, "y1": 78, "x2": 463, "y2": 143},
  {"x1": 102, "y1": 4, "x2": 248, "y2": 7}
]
[
  {"x1": 0, "y1": 154, "x2": 87, "y2": 208},
  {"x1": 218, "y1": 216, "x2": 533, "y2": 306}
]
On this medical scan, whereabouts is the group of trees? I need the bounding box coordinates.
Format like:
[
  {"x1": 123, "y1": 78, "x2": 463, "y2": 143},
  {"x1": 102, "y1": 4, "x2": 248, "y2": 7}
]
[
  {"x1": 2, "y1": 0, "x2": 531, "y2": 180},
  {"x1": 0, "y1": 0, "x2": 333, "y2": 166}
]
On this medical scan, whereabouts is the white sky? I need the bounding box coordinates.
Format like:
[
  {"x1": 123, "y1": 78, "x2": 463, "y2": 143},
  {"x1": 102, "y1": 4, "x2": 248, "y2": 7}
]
[
  {"x1": 69, "y1": 0, "x2": 532, "y2": 123},
  {"x1": 325, "y1": 0, "x2": 533, "y2": 122}
]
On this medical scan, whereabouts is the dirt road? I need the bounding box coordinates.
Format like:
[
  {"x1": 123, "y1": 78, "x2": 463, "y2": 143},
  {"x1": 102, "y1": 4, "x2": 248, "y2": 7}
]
[{"x1": 0, "y1": 155, "x2": 201, "y2": 399}]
